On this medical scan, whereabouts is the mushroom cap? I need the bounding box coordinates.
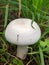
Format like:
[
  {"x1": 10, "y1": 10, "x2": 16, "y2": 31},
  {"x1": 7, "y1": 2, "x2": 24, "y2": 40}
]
[{"x1": 5, "y1": 18, "x2": 41, "y2": 45}]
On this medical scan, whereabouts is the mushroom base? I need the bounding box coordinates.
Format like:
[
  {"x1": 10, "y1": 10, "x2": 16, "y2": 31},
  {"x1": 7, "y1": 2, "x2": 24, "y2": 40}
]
[{"x1": 17, "y1": 45, "x2": 28, "y2": 59}]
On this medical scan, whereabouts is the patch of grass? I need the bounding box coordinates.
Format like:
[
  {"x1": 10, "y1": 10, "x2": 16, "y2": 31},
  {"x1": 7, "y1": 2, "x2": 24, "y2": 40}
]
[{"x1": 0, "y1": 0, "x2": 49, "y2": 65}]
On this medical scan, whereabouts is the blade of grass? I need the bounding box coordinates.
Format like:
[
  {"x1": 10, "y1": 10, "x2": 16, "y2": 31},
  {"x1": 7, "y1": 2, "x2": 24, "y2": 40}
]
[
  {"x1": 1, "y1": 37, "x2": 7, "y2": 50},
  {"x1": 41, "y1": 31, "x2": 49, "y2": 39},
  {"x1": 38, "y1": 0, "x2": 43, "y2": 10},
  {"x1": 33, "y1": 0, "x2": 39, "y2": 9},
  {"x1": 39, "y1": 45, "x2": 45, "y2": 65},
  {"x1": 28, "y1": 51, "x2": 39, "y2": 55},
  {"x1": 4, "y1": 4, "x2": 9, "y2": 28},
  {"x1": 28, "y1": 46, "x2": 49, "y2": 55},
  {"x1": 24, "y1": 0, "x2": 28, "y2": 17},
  {"x1": 32, "y1": 0, "x2": 39, "y2": 17}
]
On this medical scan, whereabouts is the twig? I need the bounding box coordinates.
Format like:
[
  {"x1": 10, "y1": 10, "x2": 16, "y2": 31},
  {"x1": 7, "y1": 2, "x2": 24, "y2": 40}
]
[
  {"x1": 18, "y1": 0, "x2": 21, "y2": 17},
  {"x1": 4, "y1": 60, "x2": 9, "y2": 65},
  {"x1": 6, "y1": 52, "x2": 19, "y2": 60},
  {"x1": 26, "y1": 59, "x2": 33, "y2": 65}
]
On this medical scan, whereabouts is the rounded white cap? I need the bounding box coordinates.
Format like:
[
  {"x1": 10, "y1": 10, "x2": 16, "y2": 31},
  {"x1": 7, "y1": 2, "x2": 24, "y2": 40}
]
[{"x1": 5, "y1": 18, "x2": 41, "y2": 45}]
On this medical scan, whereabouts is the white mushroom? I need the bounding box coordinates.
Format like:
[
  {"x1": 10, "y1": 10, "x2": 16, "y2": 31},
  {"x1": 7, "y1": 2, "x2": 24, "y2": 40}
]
[{"x1": 5, "y1": 18, "x2": 41, "y2": 59}]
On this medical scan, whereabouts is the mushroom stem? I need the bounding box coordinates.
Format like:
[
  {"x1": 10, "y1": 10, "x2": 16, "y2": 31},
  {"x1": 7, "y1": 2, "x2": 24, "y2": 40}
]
[{"x1": 17, "y1": 45, "x2": 28, "y2": 59}]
